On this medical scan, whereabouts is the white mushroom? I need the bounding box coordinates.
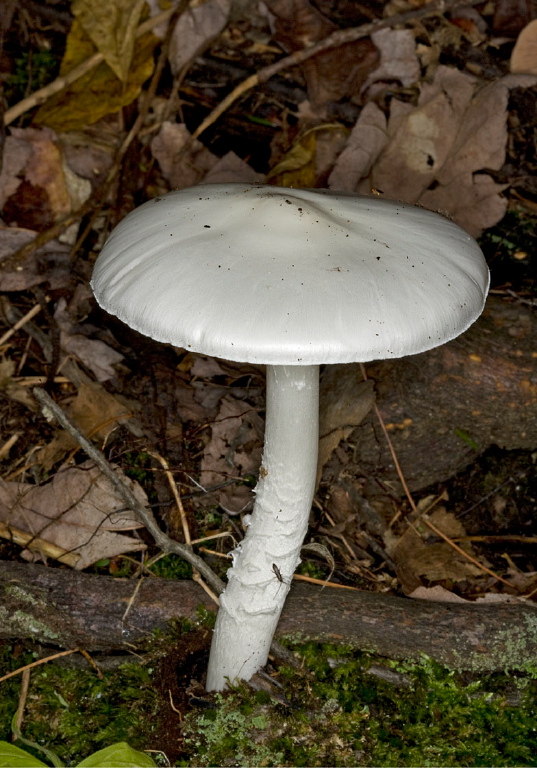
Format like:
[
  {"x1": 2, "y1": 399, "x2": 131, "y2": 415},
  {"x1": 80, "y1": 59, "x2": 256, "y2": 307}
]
[{"x1": 91, "y1": 184, "x2": 490, "y2": 691}]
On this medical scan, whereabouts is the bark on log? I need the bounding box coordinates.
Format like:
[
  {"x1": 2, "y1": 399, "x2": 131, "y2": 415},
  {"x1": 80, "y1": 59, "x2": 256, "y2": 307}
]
[
  {"x1": 321, "y1": 295, "x2": 537, "y2": 493},
  {"x1": 1, "y1": 560, "x2": 536, "y2": 672}
]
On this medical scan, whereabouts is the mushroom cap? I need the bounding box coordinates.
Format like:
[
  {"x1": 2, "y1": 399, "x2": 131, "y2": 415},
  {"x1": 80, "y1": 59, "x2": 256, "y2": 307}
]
[{"x1": 91, "y1": 184, "x2": 489, "y2": 365}]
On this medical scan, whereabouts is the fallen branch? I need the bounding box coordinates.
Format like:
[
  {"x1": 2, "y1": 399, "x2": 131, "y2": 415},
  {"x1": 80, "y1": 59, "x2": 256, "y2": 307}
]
[{"x1": 1, "y1": 561, "x2": 535, "y2": 672}]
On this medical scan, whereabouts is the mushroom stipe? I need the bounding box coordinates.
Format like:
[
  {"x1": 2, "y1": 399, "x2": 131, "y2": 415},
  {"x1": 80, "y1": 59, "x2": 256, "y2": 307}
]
[{"x1": 91, "y1": 184, "x2": 489, "y2": 691}]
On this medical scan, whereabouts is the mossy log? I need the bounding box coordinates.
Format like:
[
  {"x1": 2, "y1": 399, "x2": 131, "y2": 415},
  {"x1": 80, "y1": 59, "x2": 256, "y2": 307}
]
[{"x1": 1, "y1": 561, "x2": 536, "y2": 672}]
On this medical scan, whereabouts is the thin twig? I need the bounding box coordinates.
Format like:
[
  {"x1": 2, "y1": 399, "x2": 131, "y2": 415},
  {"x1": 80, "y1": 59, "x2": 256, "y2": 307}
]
[
  {"x1": 0, "y1": 649, "x2": 80, "y2": 684},
  {"x1": 121, "y1": 576, "x2": 145, "y2": 625},
  {"x1": 192, "y1": 570, "x2": 220, "y2": 605},
  {"x1": 32, "y1": 387, "x2": 225, "y2": 594},
  {"x1": 0, "y1": 304, "x2": 42, "y2": 347},
  {"x1": 423, "y1": 517, "x2": 514, "y2": 588},
  {"x1": 359, "y1": 363, "x2": 417, "y2": 511},
  {"x1": 148, "y1": 451, "x2": 191, "y2": 546}
]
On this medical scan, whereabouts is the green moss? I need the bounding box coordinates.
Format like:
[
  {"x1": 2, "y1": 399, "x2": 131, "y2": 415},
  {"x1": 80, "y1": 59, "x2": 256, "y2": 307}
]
[
  {"x1": 0, "y1": 643, "x2": 158, "y2": 765},
  {"x1": 149, "y1": 554, "x2": 192, "y2": 580},
  {"x1": 2, "y1": 635, "x2": 536, "y2": 766},
  {"x1": 183, "y1": 644, "x2": 537, "y2": 766},
  {"x1": 5, "y1": 51, "x2": 60, "y2": 105}
]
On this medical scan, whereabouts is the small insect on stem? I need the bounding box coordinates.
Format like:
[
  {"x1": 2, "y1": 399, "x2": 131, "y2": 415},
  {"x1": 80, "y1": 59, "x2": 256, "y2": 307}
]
[{"x1": 272, "y1": 563, "x2": 286, "y2": 584}]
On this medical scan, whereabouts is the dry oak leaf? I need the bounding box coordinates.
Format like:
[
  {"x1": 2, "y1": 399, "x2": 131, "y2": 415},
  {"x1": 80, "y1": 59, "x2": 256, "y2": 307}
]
[
  {"x1": 37, "y1": 380, "x2": 134, "y2": 471},
  {"x1": 328, "y1": 102, "x2": 389, "y2": 191},
  {"x1": 0, "y1": 127, "x2": 90, "y2": 231},
  {"x1": 390, "y1": 508, "x2": 483, "y2": 594},
  {"x1": 0, "y1": 461, "x2": 147, "y2": 570},
  {"x1": 203, "y1": 152, "x2": 264, "y2": 185},
  {"x1": 364, "y1": 28, "x2": 420, "y2": 91},
  {"x1": 0, "y1": 227, "x2": 71, "y2": 292},
  {"x1": 37, "y1": 381, "x2": 132, "y2": 471}
]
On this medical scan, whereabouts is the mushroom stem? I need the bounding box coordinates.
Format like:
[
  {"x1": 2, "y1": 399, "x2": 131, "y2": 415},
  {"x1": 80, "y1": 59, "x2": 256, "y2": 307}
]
[{"x1": 206, "y1": 364, "x2": 319, "y2": 691}]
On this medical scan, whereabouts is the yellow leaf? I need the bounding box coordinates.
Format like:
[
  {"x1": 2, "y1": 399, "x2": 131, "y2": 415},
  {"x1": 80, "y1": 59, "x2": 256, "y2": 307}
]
[
  {"x1": 268, "y1": 124, "x2": 346, "y2": 188},
  {"x1": 267, "y1": 133, "x2": 316, "y2": 187},
  {"x1": 34, "y1": 20, "x2": 157, "y2": 132},
  {"x1": 72, "y1": 0, "x2": 146, "y2": 82}
]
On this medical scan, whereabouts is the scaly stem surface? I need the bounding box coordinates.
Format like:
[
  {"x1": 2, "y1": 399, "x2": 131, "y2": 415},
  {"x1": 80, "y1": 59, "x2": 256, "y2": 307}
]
[{"x1": 206, "y1": 364, "x2": 319, "y2": 691}]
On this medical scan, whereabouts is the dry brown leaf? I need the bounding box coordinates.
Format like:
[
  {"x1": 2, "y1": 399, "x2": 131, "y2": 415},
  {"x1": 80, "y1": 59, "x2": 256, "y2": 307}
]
[
  {"x1": 0, "y1": 461, "x2": 147, "y2": 569},
  {"x1": 203, "y1": 152, "x2": 264, "y2": 184},
  {"x1": 54, "y1": 298, "x2": 123, "y2": 382},
  {"x1": 59, "y1": 130, "x2": 115, "y2": 190},
  {"x1": 511, "y1": 19, "x2": 537, "y2": 73},
  {"x1": 365, "y1": 28, "x2": 420, "y2": 91},
  {"x1": 37, "y1": 381, "x2": 134, "y2": 470},
  {"x1": 318, "y1": 371, "x2": 375, "y2": 484},
  {"x1": 151, "y1": 122, "x2": 218, "y2": 189},
  {"x1": 200, "y1": 395, "x2": 264, "y2": 514},
  {"x1": 390, "y1": 508, "x2": 483, "y2": 594},
  {"x1": 372, "y1": 66, "x2": 477, "y2": 204},
  {"x1": 168, "y1": 0, "x2": 232, "y2": 74},
  {"x1": 409, "y1": 585, "x2": 469, "y2": 602},
  {"x1": 0, "y1": 227, "x2": 71, "y2": 292},
  {"x1": 0, "y1": 127, "x2": 90, "y2": 231},
  {"x1": 328, "y1": 102, "x2": 388, "y2": 191},
  {"x1": 419, "y1": 173, "x2": 508, "y2": 238},
  {"x1": 265, "y1": 0, "x2": 379, "y2": 105}
]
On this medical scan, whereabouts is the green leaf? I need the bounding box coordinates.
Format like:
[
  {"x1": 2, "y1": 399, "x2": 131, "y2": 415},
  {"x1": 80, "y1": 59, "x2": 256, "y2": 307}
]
[
  {"x1": 454, "y1": 427, "x2": 479, "y2": 451},
  {"x1": 76, "y1": 742, "x2": 156, "y2": 767},
  {"x1": 0, "y1": 741, "x2": 49, "y2": 768}
]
